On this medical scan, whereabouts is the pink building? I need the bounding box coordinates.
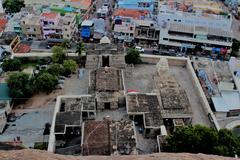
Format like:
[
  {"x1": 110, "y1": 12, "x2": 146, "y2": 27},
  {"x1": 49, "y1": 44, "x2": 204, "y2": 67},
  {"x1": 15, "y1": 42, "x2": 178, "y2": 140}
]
[{"x1": 40, "y1": 12, "x2": 61, "y2": 39}]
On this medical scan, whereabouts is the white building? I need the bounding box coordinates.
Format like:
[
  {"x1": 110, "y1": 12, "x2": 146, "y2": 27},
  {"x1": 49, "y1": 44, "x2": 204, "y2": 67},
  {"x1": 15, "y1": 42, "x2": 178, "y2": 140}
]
[
  {"x1": 159, "y1": 23, "x2": 233, "y2": 54},
  {"x1": 157, "y1": 4, "x2": 232, "y2": 31}
]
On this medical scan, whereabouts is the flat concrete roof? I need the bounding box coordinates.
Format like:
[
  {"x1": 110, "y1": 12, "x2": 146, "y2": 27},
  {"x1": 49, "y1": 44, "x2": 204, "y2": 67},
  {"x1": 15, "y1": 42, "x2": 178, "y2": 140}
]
[
  {"x1": 90, "y1": 67, "x2": 124, "y2": 92},
  {"x1": 55, "y1": 111, "x2": 81, "y2": 133}
]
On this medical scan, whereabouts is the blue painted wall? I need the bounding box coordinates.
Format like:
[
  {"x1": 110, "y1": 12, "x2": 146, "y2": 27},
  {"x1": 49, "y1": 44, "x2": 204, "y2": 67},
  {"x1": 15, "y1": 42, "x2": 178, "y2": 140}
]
[{"x1": 118, "y1": 0, "x2": 154, "y2": 12}]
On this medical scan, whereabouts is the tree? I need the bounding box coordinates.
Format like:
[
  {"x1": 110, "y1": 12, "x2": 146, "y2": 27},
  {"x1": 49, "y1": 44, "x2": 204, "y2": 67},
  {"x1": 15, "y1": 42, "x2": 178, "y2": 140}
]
[
  {"x1": 34, "y1": 72, "x2": 58, "y2": 93},
  {"x1": 51, "y1": 46, "x2": 66, "y2": 64},
  {"x1": 125, "y1": 48, "x2": 141, "y2": 64},
  {"x1": 2, "y1": 59, "x2": 21, "y2": 71},
  {"x1": 61, "y1": 39, "x2": 71, "y2": 56},
  {"x1": 75, "y1": 42, "x2": 84, "y2": 57},
  {"x1": 47, "y1": 63, "x2": 64, "y2": 76},
  {"x1": 63, "y1": 60, "x2": 77, "y2": 75},
  {"x1": 231, "y1": 39, "x2": 240, "y2": 57},
  {"x1": 162, "y1": 125, "x2": 240, "y2": 157},
  {"x1": 7, "y1": 72, "x2": 33, "y2": 100},
  {"x1": 3, "y1": 0, "x2": 25, "y2": 13}
]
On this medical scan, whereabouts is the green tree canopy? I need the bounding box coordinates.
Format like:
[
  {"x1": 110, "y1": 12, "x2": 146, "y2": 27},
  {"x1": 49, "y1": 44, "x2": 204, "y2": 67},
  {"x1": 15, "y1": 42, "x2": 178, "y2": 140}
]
[
  {"x1": 51, "y1": 46, "x2": 66, "y2": 64},
  {"x1": 63, "y1": 60, "x2": 77, "y2": 74},
  {"x1": 125, "y1": 48, "x2": 141, "y2": 64},
  {"x1": 2, "y1": 58, "x2": 21, "y2": 71},
  {"x1": 75, "y1": 42, "x2": 84, "y2": 57},
  {"x1": 231, "y1": 39, "x2": 240, "y2": 57},
  {"x1": 47, "y1": 63, "x2": 64, "y2": 76},
  {"x1": 163, "y1": 125, "x2": 240, "y2": 157},
  {"x1": 7, "y1": 72, "x2": 33, "y2": 99},
  {"x1": 3, "y1": 0, "x2": 25, "y2": 13},
  {"x1": 34, "y1": 72, "x2": 58, "y2": 93}
]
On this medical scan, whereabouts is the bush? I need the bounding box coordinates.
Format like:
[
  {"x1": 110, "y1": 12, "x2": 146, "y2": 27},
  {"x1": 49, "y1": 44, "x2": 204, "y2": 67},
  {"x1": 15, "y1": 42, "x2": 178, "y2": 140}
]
[
  {"x1": 33, "y1": 72, "x2": 58, "y2": 93},
  {"x1": 162, "y1": 125, "x2": 240, "y2": 157},
  {"x1": 125, "y1": 48, "x2": 141, "y2": 64},
  {"x1": 51, "y1": 46, "x2": 66, "y2": 64},
  {"x1": 63, "y1": 60, "x2": 77, "y2": 74},
  {"x1": 2, "y1": 59, "x2": 21, "y2": 71},
  {"x1": 7, "y1": 72, "x2": 33, "y2": 100}
]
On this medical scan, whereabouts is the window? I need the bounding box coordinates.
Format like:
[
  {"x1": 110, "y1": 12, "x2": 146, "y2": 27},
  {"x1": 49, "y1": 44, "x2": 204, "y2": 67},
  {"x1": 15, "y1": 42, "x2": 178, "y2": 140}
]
[
  {"x1": 34, "y1": 28, "x2": 36, "y2": 31},
  {"x1": 65, "y1": 29, "x2": 68, "y2": 31},
  {"x1": 130, "y1": 27, "x2": 133, "y2": 30},
  {"x1": 163, "y1": 38, "x2": 169, "y2": 41},
  {"x1": 178, "y1": 20, "x2": 181, "y2": 22},
  {"x1": 167, "y1": 19, "x2": 170, "y2": 21}
]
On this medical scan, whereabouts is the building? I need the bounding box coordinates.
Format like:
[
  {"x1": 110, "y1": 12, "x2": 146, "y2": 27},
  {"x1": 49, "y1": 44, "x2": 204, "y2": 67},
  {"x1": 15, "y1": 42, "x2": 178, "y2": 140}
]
[
  {"x1": 153, "y1": 58, "x2": 193, "y2": 124},
  {"x1": 159, "y1": 23, "x2": 233, "y2": 55},
  {"x1": 89, "y1": 67, "x2": 125, "y2": 110},
  {"x1": 24, "y1": 0, "x2": 92, "y2": 12},
  {"x1": 85, "y1": 43, "x2": 125, "y2": 69},
  {"x1": 59, "y1": 13, "x2": 77, "y2": 40},
  {"x1": 113, "y1": 17, "x2": 136, "y2": 43},
  {"x1": 126, "y1": 93, "x2": 164, "y2": 138},
  {"x1": 193, "y1": 57, "x2": 240, "y2": 115},
  {"x1": 113, "y1": 8, "x2": 149, "y2": 19},
  {"x1": 134, "y1": 19, "x2": 159, "y2": 47},
  {"x1": 81, "y1": 20, "x2": 94, "y2": 40},
  {"x1": 48, "y1": 95, "x2": 96, "y2": 154},
  {"x1": 40, "y1": 12, "x2": 61, "y2": 39},
  {"x1": 40, "y1": 12, "x2": 77, "y2": 40},
  {"x1": 81, "y1": 120, "x2": 137, "y2": 155},
  {"x1": 117, "y1": 0, "x2": 154, "y2": 12},
  {"x1": 0, "y1": 18, "x2": 7, "y2": 34},
  {"x1": 5, "y1": 12, "x2": 28, "y2": 35},
  {"x1": 157, "y1": 0, "x2": 232, "y2": 31},
  {"x1": 21, "y1": 14, "x2": 43, "y2": 40},
  {"x1": 0, "y1": 83, "x2": 11, "y2": 134},
  {"x1": 92, "y1": 18, "x2": 105, "y2": 42}
]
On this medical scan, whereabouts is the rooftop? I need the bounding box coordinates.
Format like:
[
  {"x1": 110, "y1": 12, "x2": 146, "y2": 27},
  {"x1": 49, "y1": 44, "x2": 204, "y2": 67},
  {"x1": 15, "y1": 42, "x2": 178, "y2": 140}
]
[
  {"x1": 169, "y1": 23, "x2": 233, "y2": 37},
  {"x1": 90, "y1": 67, "x2": 124, "y2": 92},
  {"x1": 144, "y1": 112, "x2": 163, "y2": 128},
  {"x1": 82, "y1": 120, "x2": 110, "y2": 155},
  {"x1": 154, "y1": 58, "x2": 192, "y2": 117},
  {"x1": 0, "y1": 19, "x2": 7, "y2": 32},
  {"x1": 127, "y1": 93, "x2": 160, "y2": 114},
  {"x1": 21, "y1": 14, "x2": 40, "y2": 25},
  {"x1": 54, "y1": 111, "x2": 81, "y2": 134},
  {"x1": 114, "y1": 9, "x2": 149, "y2": 19},
  {"x1": 82, "y1": 120, "x2": 137, "y2": 155},
  {"x1": 159, "y1": 0, "x2": 227, "y2": 15},
  {"x1": 41, "y1": 12, "x2": 59, "y2": 19}
]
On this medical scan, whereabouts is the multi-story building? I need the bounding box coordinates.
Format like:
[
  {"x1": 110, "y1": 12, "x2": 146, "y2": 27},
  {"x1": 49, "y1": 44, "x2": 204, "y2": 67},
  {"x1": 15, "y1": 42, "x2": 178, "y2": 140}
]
[
  {"x1": 21, "y1": 14, "x2": 43, "y2": 40},
  {"x1": 40, "y1": 12, "x2": 61, "y2": 39},
  {"x1": 40, "y1": 12, "x2": 76, "y2": 40},
  {"x1": 157, "y1": 1, "x2": 232, "y2": 31},
  {"x1": 113, "y1": 17, "x2": 136, "y2": 43},
  {"x1": 117, "y1": 0, "x2": 154, "y2": 12},
  {"x1": 134, "y1": 19, "x2": 160, "y2": 47},
  {"x1": 59, "y1": 13, "x2": 77, "y2": 40},
  {"x1": 159, "y1": 23, "x2": 233, "y2": 55}
]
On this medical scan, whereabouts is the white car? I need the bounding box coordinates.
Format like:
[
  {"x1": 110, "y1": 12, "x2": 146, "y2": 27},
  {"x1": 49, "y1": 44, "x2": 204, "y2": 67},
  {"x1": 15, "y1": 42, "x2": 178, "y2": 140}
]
[{"x1": 135, "y1": 46, "x2": 145, "y2": 53}]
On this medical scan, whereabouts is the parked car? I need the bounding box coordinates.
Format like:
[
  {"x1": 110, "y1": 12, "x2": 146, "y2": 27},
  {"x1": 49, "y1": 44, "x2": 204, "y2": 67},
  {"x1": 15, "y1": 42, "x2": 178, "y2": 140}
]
[
  {"x1": 56, "y1": 84, "x2": 64, "y2": 89},
  {"x1": 135, "y1": 46, "x2": 145, "y2": 53},
  {"x1": 152, "y1": 49, "x2": 159, "y2": 55},
  {"x1": 58, "y1": 79, "x2": 65, "y2": 84}
]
